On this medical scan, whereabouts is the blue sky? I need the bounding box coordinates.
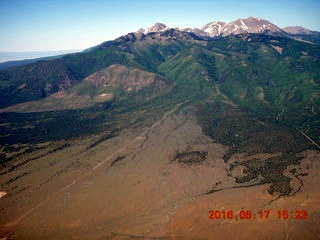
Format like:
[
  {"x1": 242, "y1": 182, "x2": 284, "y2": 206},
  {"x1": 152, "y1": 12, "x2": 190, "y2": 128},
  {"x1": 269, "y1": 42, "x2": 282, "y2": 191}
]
[{"x1": 0, "y1": 0, "x2": 319, "y2": 52}]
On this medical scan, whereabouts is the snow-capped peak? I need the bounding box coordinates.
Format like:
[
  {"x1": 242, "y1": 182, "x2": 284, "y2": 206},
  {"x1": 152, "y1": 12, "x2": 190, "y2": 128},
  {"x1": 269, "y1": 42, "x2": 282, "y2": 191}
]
[
  {"x1": 201, "y1": 21, "x2": 225, "y2": 37},
  {"x1": 220, "y1": 17, "x2": 288, "y2": 37},
  {"x1": 200, "y1": 17, "x2": 288, "y2": 38},
  {"x1": 137, "y1": 23, "x2": 169, "y2": 34}
]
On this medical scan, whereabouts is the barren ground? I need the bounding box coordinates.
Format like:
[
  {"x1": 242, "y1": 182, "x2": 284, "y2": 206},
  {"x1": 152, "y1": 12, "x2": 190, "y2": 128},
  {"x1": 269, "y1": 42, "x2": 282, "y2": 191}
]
[{"x1": 0, "y1": 110, "x2": 319, "y2": 239}]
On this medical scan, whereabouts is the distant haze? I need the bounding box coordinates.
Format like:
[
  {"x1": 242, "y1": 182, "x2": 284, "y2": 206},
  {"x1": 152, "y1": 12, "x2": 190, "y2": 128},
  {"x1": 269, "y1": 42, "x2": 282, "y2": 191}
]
[{"x1": 0, "y1": 50, "x2": 81, "y2": 63}]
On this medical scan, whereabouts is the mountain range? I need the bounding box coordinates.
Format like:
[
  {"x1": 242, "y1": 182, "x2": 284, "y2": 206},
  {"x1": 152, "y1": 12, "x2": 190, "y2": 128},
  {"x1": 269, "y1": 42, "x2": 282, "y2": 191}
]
[
  {"x1": 1, "y1": 17, "x2": 319, "y2": 71},
  {"x1": 0, "y1": 17, "x2": 319, "y2": 240},
  {"x1": 138, "y1": 17, "x2": 319, "y2": 40}
]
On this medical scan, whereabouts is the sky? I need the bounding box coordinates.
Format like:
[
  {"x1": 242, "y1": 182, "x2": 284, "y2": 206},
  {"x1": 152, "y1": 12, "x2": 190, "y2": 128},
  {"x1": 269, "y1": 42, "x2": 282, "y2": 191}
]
[{"x1": 0, "y1": 0, "x2": 319, "y2": 52}]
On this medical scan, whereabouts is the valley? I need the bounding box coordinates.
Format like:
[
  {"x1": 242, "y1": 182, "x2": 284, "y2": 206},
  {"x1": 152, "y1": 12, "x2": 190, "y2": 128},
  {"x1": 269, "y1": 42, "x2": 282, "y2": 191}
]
[{"x1": 0, "y1": 107, "x2": 319, "y2": 239}]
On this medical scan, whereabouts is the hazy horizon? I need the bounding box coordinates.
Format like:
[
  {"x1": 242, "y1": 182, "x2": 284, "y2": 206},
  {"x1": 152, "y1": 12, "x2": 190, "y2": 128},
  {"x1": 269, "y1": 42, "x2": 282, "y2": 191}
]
[{"x1": 0, "y1": 49, "x2": 82, "y2": 63}]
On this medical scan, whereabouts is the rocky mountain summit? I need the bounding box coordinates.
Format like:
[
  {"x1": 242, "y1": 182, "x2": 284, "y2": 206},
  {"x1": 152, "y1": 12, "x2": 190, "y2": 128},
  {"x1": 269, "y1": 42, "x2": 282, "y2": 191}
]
[
  {"x1": 283, "y1": 26, "x2": 316, "y2": 35},
  {"x1": 138, "y1": 17, "x2": 316, "y2": 39}
]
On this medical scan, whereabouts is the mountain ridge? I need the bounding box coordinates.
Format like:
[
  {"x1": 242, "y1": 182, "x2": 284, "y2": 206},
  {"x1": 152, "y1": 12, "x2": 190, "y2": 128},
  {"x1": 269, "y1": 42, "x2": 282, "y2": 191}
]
[
  {"x1": 0, "y1": 17, "x2": 318, "y2": 72},
  {"x1": 138, "y1": 16, "x2": 319, "y2": 40}
]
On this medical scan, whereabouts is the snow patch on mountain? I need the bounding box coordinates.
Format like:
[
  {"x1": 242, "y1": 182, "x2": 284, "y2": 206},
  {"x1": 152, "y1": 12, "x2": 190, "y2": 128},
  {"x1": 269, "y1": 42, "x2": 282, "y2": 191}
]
[{"x1": 201, "y1": 21, "x2": 225, "y2": 37}]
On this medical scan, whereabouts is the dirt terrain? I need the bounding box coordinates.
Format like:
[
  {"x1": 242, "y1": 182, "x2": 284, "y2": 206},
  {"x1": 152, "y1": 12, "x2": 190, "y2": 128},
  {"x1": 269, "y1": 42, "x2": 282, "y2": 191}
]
[{"x1": 0, "y1": 109, "x2": 319, "y2": 239}]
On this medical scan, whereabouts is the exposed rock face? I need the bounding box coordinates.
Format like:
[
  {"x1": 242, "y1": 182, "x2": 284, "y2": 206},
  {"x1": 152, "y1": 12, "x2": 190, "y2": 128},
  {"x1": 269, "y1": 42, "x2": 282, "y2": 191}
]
[{"x1": 84, "y1": 64, "x2": 168, "y2": 91}]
